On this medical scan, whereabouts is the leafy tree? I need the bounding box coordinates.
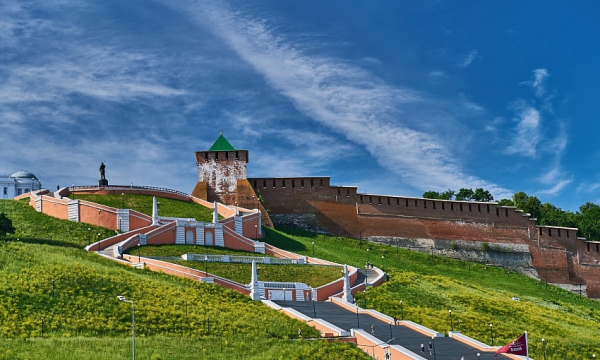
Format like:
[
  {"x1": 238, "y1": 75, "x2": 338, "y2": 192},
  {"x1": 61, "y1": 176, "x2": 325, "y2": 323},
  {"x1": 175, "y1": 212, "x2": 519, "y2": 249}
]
[
  {"x1": 512, "y1": 192, "x2": 542, "y2": 220},
  {"x1": 0, "y1": 213, "x2": 15, "y2": 240},
  {"x1": 455, "y1": 188, "x2": 475, "y2": 201},
  {"x1": 497, "y1": 199, "x2": 514, "y2": 206},
  {"x1": 578, "y1": 202, "x2": 600, "y2": 241},
  {"x1": 422, "y1": 190, "x2": 454, "y2": 200},
  {"x1": 472, "y1": 188, "x2": 494, "y2": 202}
]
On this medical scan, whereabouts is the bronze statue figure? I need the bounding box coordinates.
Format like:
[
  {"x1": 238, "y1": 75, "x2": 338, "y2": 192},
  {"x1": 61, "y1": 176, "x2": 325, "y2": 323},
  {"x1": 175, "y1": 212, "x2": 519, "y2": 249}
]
[{"x1": 99, "y1": 162, "x2": 106, "y2": 180}]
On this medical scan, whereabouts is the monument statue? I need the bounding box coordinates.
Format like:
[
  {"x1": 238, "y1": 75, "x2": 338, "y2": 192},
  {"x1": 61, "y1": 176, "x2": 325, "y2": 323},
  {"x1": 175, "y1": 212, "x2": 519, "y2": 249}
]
[
  {"x1": 98, "y1": 162, "x2": 108, "y2": 186},
  {"x1": 99, "y1": 162, "x2": 106, "y2": 180}
]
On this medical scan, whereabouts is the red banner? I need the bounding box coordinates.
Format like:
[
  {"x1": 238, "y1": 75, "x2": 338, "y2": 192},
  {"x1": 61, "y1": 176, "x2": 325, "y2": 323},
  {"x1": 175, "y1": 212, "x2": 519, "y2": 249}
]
[{"x1": 495, "y1": 332, "x2": 528, "y2": 357}]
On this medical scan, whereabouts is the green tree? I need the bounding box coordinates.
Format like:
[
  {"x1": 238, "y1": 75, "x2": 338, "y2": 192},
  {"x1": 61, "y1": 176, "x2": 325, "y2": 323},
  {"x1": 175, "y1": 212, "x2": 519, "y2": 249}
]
[
  {"x1": 0, "y1": 213, "x2": 15, "y2": 240},
  {"x1": 472, "y1": 188, "x2": 494, "y2": 202},
  {"x1": 578, "y1": 202, "x2": 600, "y2": 241},
  {"x1": 512, "y1": 192, "x2": 542, "y2": 220},
  {"x1": 497, "y1": 198, "x2": 514, "y2": 206},
  {"x1": 423, "y1": 190, "x2": 454, "y2": 200},
  {"x1": 455, "y1": 188, "x2": 475, "y2": 201}
]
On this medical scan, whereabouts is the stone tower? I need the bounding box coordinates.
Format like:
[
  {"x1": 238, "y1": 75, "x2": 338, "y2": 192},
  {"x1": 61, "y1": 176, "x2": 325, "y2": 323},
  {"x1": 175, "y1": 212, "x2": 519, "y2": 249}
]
[{"x1": 193, "y1": 133, "x2": 249, "y2": 204}]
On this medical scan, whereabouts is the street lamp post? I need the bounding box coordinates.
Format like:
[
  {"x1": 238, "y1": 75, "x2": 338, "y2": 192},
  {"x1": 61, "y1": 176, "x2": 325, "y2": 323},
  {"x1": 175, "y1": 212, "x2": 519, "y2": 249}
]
[
  {"x1": 312, "y1": 242, "x2": 315, "y2": 257},
  {"x1": 431, "y1": 336, "x2": 437, "y2": 360},
  {"x1": 400, "y1": 300, "x2": 404, "y2": 320},
  {"x1": 87, "y1": 228, "x2": 91, "y2": 246},
  {"x1": 490, "y1": 323, "x2": 494, "y2": 345},
  {"x1": 477, "y1": 353, "x2": 480, "y2": 360},
  {"x1": 117, "y1": 296, "x2": 135, "y2": 360},
  {"x1": 205, "y1": 255, "x2": 208, "y2": 276},
  {"x1": 121, "y1": 193, "x2": 125, "y2": 209},
  {"x1": 542, "y1": 338, "x2": 546, "y2": 360},
  {"x1": 255, "y1": 224, "x2": 258, "y2": 239},
  {"x1": 367, "y1": 248, "x2": 370, "y2": 264},
  {"x1": 312, "y1": 299, "x2": 316, "y2": 318},
  {"x1": 381, "y1": 255, "x2": 385, "y2": 271},
  {"x1": 137, "y1": 244, "x2": 141, "y2": 263},
  {"x1": 448, "y1": 310, "x2": 454, "y2": 332}
]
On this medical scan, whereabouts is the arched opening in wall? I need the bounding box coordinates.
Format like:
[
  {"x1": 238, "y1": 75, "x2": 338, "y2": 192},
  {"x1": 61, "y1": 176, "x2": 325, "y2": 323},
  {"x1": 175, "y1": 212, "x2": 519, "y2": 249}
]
[
  {"x1": 369, "y1": 196, "x2": 372, "y2": 204},
  {"x1": 360, "y1": 195, "x2": 363, "y2": 203},
  {"x1": 424, "y1": 200, "x2": 427, "y2": 209},
  {"x1": 478, "y1": 204, "x2": 481, "y2": 212},
  {"x1": 273, "y1": 179, "x2": 276, "y2": 188},
  {"x1": 496, "y1": 208, "x2": 499, "y2": 216},
  {"x1": 460, "y1": 204, "x2": 463, "y2": 211},
  {"x1": 566, "y1": 230, "x2": 569, "y2": 238},
  {"x1": 596, "y1": 243, "x2": 599, "y2": 252},
  {"x1": 558, "y1": 229, "x2": 561, "y2": 237},
  {"x1": 282, "y1": 179, "x2": 286, "y2": 188},
  {"x1": 253, "y1": 180, "x2": 257, "y2": 188},
  {"x1": 588, "y1": 243, "x2": 591, "y2": 252},
  {"x1": 433, "y1": 201, "x2": 436, "y2": 210},
  {"x1": 468, "y1": 204, "x2": 471, "y2": 212},
  {"x1": 292, "y1": 179, "x2": 295, "y2": 188},
  {"x1": 548, "y1": 228, "x2": 552, "y2": 236},
  {"x1": 301, "y1": 179, "x2": 305, "y2": 188},
  {"x1": 320, "y1": 179, "x2": 323, "y2": 186},
  {"x1": 263, "y1": 180, "x2": 266, "y2": 188},
  {"x1": 414, "y1": 199, "x2": 418, "y2": 207},
  {"x1": 387, "y1": 198, "x2": 390, "y2": 206},
  {"x1": 347, "y1": 189, "x2": 350, "y2": 197},
  {"x1": 337, "y1": 188, "x2": 341, "y2": 196},
  {"x1": 235, "y1": 151, "x2": 239, "y2": 160},
  {"x1": 505, "y1": 208, "x2": 509, "y2": 217},
  {"x1": 396, "y1": 198, "x2": 399, "y2": 206},
  {"x1": 311, "y1": 179, "x2": 314, "y2": 187},
  {"x1": 442, "y1": 202, "x2": 445, "y2": 210},
  {"x1": 405, "y1": 199, "x2": 409, "y2": 207},
  {"x1": 451, "y1": 203, "x2": 454, "y2": 211},
  {"x1": 539, "y1": 227, "x2": 543, "y2": 236},
  {"x1": 204, "y1": 153, "x2": 208, "y2": 161},
  {"x1": 225, "y1": 152, "x2": 229, "y2": 160},
  {"x1": 186, "y1": 230, "x2": 194, "y2": 245},
  {"x1": 378, "y1": 197, "x2": 381, "y2": 205},
  {"x1": 205, "y1": 231, "x2": 214, "y2": 246},
  {"x1": 487, "y1": 204, "x2": 490, "y2": 213}
]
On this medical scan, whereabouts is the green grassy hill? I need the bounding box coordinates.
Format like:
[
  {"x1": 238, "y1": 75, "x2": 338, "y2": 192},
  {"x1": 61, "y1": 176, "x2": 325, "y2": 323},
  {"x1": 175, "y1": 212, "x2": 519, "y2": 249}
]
[
  {"x1": 73, "y1": 194, "x2": 214, "y2": 222},
  {"x1": 0, "y1": 200, "x2": 369, "y2": 360},
  {"x1": 263, "y1": 227, "x2": 600, "y2": 359}
]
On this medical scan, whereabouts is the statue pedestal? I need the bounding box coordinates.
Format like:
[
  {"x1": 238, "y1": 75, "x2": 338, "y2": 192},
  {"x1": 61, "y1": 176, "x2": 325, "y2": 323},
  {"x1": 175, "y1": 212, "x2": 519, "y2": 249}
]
[{"x1": 98, "y1": 179, "x2": 109, "y2": 186}]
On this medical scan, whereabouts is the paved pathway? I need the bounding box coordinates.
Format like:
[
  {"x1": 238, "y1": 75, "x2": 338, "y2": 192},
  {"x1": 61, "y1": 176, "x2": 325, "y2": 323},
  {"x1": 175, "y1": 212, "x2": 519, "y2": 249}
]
[{"x1": 274, "y1": 301, "x2": 511, "y2": 360}]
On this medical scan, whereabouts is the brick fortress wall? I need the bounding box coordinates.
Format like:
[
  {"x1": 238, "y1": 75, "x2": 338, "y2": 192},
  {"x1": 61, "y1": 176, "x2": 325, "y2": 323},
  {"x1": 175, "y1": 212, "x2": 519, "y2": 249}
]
[
  {"x1": 248, "y1": 176, "x2": 600, "y2": 297},
  {"x1": 195, "y1": 149, "x2": 248, "y2": 205}
]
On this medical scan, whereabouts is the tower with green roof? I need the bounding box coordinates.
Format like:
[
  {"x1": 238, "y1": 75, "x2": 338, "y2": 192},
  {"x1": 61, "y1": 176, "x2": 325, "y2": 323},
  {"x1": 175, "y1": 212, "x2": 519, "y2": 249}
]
[{"x1": 194, "y1": 132, "x2": 249, "y2": 204}]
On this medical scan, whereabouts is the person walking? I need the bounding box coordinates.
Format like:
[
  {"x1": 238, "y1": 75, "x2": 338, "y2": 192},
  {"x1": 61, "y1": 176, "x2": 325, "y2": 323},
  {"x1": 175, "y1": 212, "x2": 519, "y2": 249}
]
[
  {"x1": 371, "y1": 324, "x2": 375, "y2": 335},
  {"x1": 420, "y1": 343, "x2": 425, "y2": 354},
  {"x1": 393, "y1": 316, "x2": 397, "y2": 325},
  {"x1": 428, "y1": 341, "x2": 433, "y2": 355},
  {"x1": 298, "y1": 328, "x2": 302, "y2": 338}
]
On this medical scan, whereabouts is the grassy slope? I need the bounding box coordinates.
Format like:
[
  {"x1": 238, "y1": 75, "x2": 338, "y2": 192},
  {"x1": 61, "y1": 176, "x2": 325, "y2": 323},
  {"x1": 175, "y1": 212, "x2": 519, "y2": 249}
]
[
  {"x1": 263, "y1": 227, "x2": 600, "y2": 359},
  {"x1": 0, "y1": 200, "x2": 370, "y2": 360},
  {"x1": 73, "y1": 194, "x2": 214, "y2": 222}
]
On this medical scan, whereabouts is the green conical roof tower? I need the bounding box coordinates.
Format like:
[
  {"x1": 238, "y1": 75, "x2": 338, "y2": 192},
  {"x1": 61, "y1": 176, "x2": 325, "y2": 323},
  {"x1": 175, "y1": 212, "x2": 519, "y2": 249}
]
[{"x1": 208, "y1": 131, "x2": 235, "y2": 151}]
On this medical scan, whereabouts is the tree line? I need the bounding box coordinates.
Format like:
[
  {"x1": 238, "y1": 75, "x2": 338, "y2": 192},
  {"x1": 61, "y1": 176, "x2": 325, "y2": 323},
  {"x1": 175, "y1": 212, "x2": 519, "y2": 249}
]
[{"x1": 423, "y1": 188, "x2": 600, "y2": 241}]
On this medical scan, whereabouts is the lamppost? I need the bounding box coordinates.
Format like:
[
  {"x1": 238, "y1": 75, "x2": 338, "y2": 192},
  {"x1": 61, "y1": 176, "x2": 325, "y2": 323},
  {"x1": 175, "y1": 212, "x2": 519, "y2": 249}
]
[
  {"x1": 137, "y1": 243, "x2": 141, "y2": 263},
  {"x1": 72, "y1": 184, "x2": 75, "y2": 199},
  {"x1": 185, "y1": 299, "x2": 188, "y2": 317},
  {"x1": 431, "y1": 336, "x2": 437, "y2": 360},
  {"x1": 121, "y1": 193, "x2": 125, "y2": 209},
  {"x1": 542, "y1": 338, "x2": 546, "y2": 360},
  {"x1": 400, "y1": 300, "x2": 404, "y2": 320},
  {"x1": 117, "y1": 296, "x2": 135, "y2": 360},
  {"x1": 477, "y1": 353, "x2": 480, "y2": 360},
  {"x1": 255, "y1": 224, "x2": 258, "y2": 239},
  {"x1": 97, "y1": 233, "x2": 101, "y2": 244},
  {"x1": 312, "y1": 299, "x2": 316, "y2": 318},
  {"x1": 88, "y1": 228, "x2": 91, "y2": 246},
  {"x1": 448, "y1": 310, "x2": 454, "y2": 332},
  {"x1": 381, "y1": 255, "x2": 385, "y2": 271},
  {"x1": 367, "y1": 248, "x2": 370, "y2": 264},
  {"x1": 490, "y1": 323, "x2": 494, "y2": 345},
  {"x1": 312, "y1": 242, "x2": 315, "y2": 257},
  {"x1": 204, "y1": 255, "x2": 208, "y2": 276}
]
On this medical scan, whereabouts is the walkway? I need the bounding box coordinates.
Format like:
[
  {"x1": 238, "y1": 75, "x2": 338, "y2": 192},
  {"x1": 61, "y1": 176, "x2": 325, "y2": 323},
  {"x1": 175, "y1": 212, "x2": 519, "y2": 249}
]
[{"x1": 274, "y1": 301, "x2": 511, "y2": 360}]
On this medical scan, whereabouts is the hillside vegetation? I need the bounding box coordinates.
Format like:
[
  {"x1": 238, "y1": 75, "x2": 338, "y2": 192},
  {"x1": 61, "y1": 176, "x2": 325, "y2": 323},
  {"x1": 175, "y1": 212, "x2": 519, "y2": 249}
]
[
  {"x1": 0, "y1": 200, "x2": 369, "y2": 359},
  {"x1": 73, "y1": 194, "x2": 214, "y2": 222},
  {"x1": 264, "y1": 227, "x2": 600, "y2": 359}
]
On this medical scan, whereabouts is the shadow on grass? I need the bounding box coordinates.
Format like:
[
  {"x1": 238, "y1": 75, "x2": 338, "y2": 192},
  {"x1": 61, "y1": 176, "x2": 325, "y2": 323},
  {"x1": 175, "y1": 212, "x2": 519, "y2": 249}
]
[{"x1": 262, "y1": 227, "x2": 310, "y2": 252}]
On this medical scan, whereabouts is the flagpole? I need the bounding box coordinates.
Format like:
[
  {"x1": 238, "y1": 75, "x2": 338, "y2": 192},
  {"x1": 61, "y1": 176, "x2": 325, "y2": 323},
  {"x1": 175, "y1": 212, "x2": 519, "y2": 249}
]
[{"x1": 525, "y1": 331, "x2": 529, "y2": 360}]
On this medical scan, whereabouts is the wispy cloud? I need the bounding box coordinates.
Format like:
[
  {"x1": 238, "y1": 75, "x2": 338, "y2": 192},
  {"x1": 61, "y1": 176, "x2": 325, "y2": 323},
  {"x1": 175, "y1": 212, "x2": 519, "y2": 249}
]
[
  {"x1": 505, "y1": 101, "x2": 541, "y2": 157},
  {"x1": 173, "y1": 1, "x2": 511, "y2": 199},
  {"x1": 457, "y1": 49, "x2": 478, "y2": 68},
  {"x1": 523, "y1": 68, "x2": 549, "y2": 97}
]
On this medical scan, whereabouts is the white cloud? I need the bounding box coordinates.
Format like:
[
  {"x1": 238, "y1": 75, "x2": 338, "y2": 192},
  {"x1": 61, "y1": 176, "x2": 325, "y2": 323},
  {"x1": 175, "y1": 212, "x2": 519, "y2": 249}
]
[
  {"x1": 505, "y1": 102, "x2": 541, "y2": 157},
  {"x1": 172, "y1": 1, "x2": 511, "y2": 198},
  {"x1": 457, "y1": 49, "x2": 478, "y2": 68},
  {"x1": 520, "y1": 68, "x2": 549, "y2": 98},
  {"x1": 537, "y1": 178, "x2": 572, "y2": 196}
]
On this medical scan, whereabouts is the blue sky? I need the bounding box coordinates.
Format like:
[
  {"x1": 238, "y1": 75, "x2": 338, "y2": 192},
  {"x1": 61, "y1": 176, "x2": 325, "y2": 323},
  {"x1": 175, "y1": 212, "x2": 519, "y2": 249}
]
[{"x1": 1, "y1": 0, "x2": 599, "y2": 211}]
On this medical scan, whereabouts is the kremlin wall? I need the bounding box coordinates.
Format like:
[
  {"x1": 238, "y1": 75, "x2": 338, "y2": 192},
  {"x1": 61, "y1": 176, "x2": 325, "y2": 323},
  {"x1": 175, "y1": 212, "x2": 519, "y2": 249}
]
[{"x1": 192, "y1": 134, "x2": 600, "y2": 298}]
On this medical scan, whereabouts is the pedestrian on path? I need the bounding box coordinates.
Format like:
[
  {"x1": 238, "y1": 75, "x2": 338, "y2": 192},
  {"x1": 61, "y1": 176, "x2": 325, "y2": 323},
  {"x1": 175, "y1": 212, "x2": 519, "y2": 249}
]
[
  {"x1": 420, "y1": 343, "x2": 425, "y2": 354},
  {"x1": 371, "y1": 324, "x2": 375, "y2": 335},
  {"x1": 393, "y1": 316, "x2": 397, "y2": 324},
  {"x1": 298, "y1": 328, "x2": 302, "y2": 338},
  {"x1": 428, "y1": 341, "x2": 433, "y2": 355}
]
